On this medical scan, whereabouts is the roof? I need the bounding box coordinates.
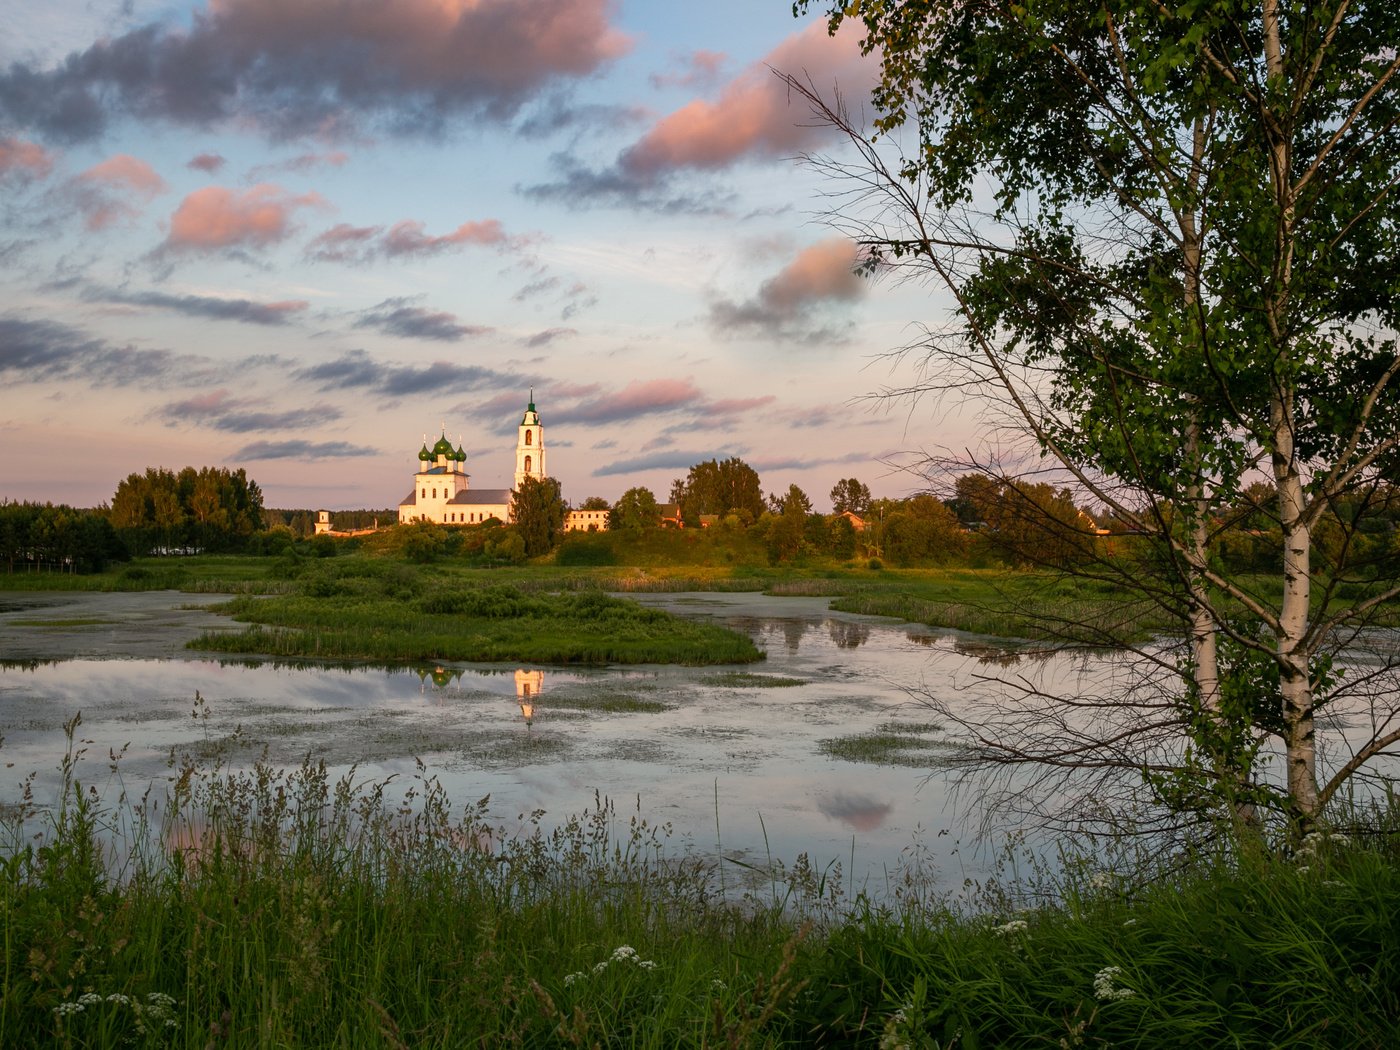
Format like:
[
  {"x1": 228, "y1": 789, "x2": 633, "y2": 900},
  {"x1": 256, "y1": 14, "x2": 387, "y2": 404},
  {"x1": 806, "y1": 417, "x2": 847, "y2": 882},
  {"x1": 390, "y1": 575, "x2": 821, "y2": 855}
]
[{"x1": 447, "y1": 489, "x2": 513, "y2": 506}]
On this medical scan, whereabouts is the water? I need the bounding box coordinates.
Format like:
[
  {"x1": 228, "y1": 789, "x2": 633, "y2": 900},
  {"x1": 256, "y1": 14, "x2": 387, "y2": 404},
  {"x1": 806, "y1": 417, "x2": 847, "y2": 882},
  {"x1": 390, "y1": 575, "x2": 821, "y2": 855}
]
[{"x1": 1, "y1": 590, "x2": 1085, "y2": 892}]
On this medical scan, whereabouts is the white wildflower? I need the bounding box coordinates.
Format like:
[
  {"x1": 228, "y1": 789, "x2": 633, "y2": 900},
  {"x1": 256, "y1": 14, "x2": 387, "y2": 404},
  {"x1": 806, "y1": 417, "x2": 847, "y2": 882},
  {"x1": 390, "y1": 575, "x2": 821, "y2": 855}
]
[
  {"x1": 993, "y1": 919, "x2": 1028, "y2": 937},
  {"x1": 637, "y1": 960, "x2": 657, "y2": 971},
  {"x1": 78, "y1": 992, "x2": 103, "y2": 1006},
  {"x1": 106, "y1": 993, "x2": 130, "y2": 1005},
  {"x1": 611, "y1": 945, "x2": 638, "y2": 962},
  {"x1": 1122, "y1": 918, "x2": 1138, "y2": 927},
  {"x1": 1093, "y1": 965, "x2": 1135, "y2": 1002},
  {"x1": 564, "y1": 972, "x2": 585, "y2": 987},
  {"x1": 592, "y1": 961, "x2": 608, "y2": 975},
  {"x1": 53, "y1": 1002, "x2": 85, "y2": 1017},
  {"x1": 711, "y1": 979, "x2": 728, "y2": 993},
  {"x1": 1088, "y1": 872, "x2": 1114, "y2": 891}
]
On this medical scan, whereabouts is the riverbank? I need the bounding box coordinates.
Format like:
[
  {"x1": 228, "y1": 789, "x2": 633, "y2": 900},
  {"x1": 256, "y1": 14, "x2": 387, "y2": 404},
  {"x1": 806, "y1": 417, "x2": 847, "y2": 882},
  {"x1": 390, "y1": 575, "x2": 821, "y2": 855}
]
[{"x1": 5, "y1": 743, "x2": 1396, "y2": 1048}]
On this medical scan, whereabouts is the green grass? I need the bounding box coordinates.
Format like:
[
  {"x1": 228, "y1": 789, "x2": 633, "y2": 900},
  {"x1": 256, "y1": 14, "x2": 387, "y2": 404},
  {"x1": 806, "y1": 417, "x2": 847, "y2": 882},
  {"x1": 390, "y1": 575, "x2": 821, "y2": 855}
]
[
  {"x1": 3, "y1": 724, "x2": 1398, "y2": 1048},
  {"x1": 699, "y1": 672, "x2": 806, "y2": 688},
  {"x1": 818, "y1": 722, "x2": 947, "y2": 767},
  {"x1": 189, "y1": 575, "x2": 763, "y2": 666}
]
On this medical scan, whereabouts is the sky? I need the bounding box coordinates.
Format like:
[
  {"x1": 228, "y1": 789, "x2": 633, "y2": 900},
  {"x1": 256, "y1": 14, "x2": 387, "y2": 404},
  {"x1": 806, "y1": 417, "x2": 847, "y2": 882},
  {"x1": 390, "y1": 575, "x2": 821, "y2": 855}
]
[{"x1": 0, "y1": 0, "x2": 970, "y2": 512}]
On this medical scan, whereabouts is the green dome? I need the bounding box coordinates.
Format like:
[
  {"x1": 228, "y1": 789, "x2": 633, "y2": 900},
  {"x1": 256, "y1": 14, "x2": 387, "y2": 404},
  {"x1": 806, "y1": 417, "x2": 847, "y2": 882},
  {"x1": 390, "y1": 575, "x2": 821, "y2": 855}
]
[
  {"x1": 431, "y1": 434, "x2": 456, "y2": 458},
  {"x1": 454, "y1": 444, "x2": 466, "y2": 460},
  {"x1": 418, "y1": 444, "x2": 431, "y2": 461}
]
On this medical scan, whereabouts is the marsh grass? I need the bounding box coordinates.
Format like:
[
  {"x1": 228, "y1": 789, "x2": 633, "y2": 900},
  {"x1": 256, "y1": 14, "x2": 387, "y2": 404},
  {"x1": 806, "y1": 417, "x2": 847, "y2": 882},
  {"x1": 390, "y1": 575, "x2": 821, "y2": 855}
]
[
  {"x1": 188, "y1": 579, "x2": 763, "y2": 666},
  {"x1": 3, "y1": 719, "x2": 1399, "y2": 1047},
  {"x1": 818, "y1": 722, "x2": 948, "y2": 768},
  {"x1": 700, "y1": 672, "x2": 806, "y2": 688}
]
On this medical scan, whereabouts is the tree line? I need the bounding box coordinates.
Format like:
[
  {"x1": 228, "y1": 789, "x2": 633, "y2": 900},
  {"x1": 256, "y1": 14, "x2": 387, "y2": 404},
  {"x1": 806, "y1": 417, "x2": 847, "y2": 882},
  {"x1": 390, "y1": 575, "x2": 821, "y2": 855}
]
[{"x1": 109, "y1": 466, "x2": 264, "y2": 554}]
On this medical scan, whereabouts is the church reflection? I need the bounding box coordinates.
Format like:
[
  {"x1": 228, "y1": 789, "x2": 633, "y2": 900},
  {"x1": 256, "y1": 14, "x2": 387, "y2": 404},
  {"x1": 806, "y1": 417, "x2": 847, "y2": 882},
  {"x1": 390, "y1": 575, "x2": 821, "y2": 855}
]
[
  {"x1": 514, "y1": 668, "x2": 544, "y2": 725},
  {"x1": 414, "y1": 664, "x2": 465, "y2": 696}
]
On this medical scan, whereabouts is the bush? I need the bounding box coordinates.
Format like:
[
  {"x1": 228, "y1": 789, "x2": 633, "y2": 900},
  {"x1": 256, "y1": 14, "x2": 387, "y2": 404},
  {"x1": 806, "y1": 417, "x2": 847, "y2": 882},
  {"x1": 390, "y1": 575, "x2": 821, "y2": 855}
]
[{"x1": 868, "y1": 557, "x2": 883, "y2": 570}]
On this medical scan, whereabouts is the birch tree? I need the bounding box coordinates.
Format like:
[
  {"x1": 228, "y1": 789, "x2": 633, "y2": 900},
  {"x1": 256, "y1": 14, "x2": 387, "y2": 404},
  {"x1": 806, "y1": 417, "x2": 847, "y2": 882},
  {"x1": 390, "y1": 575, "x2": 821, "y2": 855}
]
[{"x1": 791, "y1": 0, "x2": 1400, "y2": 834}]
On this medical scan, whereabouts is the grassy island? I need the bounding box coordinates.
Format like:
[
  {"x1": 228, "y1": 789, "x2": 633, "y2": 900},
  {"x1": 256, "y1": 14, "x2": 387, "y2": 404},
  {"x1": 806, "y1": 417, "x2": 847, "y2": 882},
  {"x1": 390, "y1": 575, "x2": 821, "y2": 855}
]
[{"x1": 187, "y1": 561, "x2": 762, "y2": 665}]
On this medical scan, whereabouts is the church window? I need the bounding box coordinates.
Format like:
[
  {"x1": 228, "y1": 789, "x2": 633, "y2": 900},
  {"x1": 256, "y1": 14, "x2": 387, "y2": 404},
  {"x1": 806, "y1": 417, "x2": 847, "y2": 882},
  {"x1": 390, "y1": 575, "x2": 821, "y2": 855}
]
[
  {"x1": 420, "y1": 488, "x2": 425, "y2": 499},
  {"x1": 525, "y1": 430, "x2": 533, "y2": 446},
  {"x1": 524, "y1": 455, "x2": 532, "y2": 473},
  {"x1": 432, "y1": 487, "x2": 437, "y2": 499}
]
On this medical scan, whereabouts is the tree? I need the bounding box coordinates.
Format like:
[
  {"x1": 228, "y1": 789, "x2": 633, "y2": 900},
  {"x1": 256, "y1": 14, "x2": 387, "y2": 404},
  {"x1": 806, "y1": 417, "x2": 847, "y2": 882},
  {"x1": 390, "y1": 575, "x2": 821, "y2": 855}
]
[
  {"x1": 792, "y1": 1, "x2": 1400, "y2": 836},
  {"x1": 672, "y1": 457, "x2": 764, "y2": 520},
  {"x1": 579, "y1": 496, "x2": 611, "y2": 511},
  {"x1": 510, "y1": 476, "x2": 565, "y2": 557},
  {"x1": 608, "y1": 486, "x2": 661, "y2": 531},
  {"x1": 830, "y1": 477, "x2": 872, "y2": 516},
  {"x1": 770, "y1": 484, "x2": 813, "y2": 517}
]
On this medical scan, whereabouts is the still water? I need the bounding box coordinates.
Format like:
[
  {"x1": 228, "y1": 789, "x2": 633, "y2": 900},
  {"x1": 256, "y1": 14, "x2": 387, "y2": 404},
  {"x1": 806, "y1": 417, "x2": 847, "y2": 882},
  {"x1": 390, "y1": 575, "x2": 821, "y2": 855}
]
[{"x1": 0, "y1": 591, "x2": 1105, "y2": 892}]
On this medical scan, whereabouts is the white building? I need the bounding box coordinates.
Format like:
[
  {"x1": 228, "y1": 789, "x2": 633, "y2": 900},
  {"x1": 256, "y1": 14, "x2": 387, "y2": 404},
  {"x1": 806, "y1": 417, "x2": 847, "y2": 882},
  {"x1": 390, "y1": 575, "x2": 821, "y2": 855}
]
[{"x1": 397, "y1": 397, "x2": 548, "y2": 525}]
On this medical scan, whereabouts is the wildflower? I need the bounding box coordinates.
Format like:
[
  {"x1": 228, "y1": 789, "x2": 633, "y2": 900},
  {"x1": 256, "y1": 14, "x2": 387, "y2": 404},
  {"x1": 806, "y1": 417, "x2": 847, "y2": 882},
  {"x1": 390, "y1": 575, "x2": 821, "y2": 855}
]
[
  {"x1": 1093, "y1": 965, "x2": 1135, "y2": 1002},
  {"x1": 993, "y1": 919, "x2": 1028, "y2": 937},
  {"x1": 610, "y1": 946, "x2": 638, "y2": 962},
  {"x1": 711, "y1": 979, "x2": 728, "y2": 993},
  {"x1": 106, "y1": 993, "x2": 130, "y2": 1005},
  {"x1": 638, "y1": 960, "x2": 657, "y2": 971},
  {"x1": 564, "y1": 972, "x2": 585, "y2": 987},
  {"x1": 1088, "y1": 871, "x2": 1114, "y2": 891},
  {"x1": 1122, "y1": 918, "x2": 1138, "y2": 927},
  {"x1": 53, "y1": 1002, "x2": 85, "y2": 1017},
  {"x1": 592, "y1": 961, "x2": 609, "y2": 975},
  {"x1": 78, "y1": 993, "x2": 103, "y2": 1006}
]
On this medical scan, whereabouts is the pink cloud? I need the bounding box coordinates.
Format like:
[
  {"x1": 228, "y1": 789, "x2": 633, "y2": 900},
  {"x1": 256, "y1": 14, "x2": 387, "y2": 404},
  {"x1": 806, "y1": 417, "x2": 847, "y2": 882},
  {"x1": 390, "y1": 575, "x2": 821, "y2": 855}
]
[
  {"x1": 308, "y1": 218, "x2": 510, "y2": 262},
  {"x1": 649, "y1": 49, "x2": 727, "y2": 91},
  {"x1": 621, "y1": 19, "x2": 874, "y2": 176},
  {"x1": 69, "y1": 154, "x2": 167, "y2": 230},
  {"x1": 382, "y1": 219, "x2": 506, "y2": 256},
  {"x1": 569, "y1": 378, "x2": 704, "y2": 423},
  {"x1": 187, "y1": 152, "x2": 227, "y2": 174},
  {"x1": 700, "y1": 396, "x2": 778, "y2": 417},
  {"x1": 761, "y1": 238, "x2": 864, "y2": 309},
  {"x1": 709, "y1": 238, "x2": 865, "y2": 342},
  {"x1": 248, "y1": 150, "x2": 350, "y2": 179},
  {"x1": 209, "y1": 0, "x2": 632, "y2": 113},
  {"x1": 0, "y1": 137, "x2": 54, "y2": 180},
  {"x1": 166, "y1": 183, "x2": 325, "y2": 251}
]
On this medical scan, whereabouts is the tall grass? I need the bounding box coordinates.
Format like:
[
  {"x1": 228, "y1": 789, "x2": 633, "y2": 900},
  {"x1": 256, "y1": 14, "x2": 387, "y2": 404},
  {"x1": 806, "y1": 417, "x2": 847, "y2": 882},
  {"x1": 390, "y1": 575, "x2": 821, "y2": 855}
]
[
  {"x1": 4, "y1": 719, "x2": 1398, "y2": 1047},
  {"x1": 190, "y1": 577, "x2": 763, "y2": 666}
]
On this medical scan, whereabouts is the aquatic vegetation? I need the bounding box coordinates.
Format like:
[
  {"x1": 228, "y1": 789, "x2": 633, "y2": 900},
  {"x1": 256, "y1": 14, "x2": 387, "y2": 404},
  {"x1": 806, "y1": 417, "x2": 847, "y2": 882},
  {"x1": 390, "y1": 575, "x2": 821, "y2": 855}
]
[{"x1": 188, "y1": 583, "x2": 763, "y2": 666}]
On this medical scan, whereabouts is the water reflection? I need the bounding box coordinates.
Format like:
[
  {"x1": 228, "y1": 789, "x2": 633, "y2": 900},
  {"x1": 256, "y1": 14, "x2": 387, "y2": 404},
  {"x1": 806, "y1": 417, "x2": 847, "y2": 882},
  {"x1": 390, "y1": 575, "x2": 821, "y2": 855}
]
[
  {"x1": 819, "y1": 791, "x2": 894, "y2": 832},
  {"x1": 827, "y1": 619, "x2": 870, "y2": 649},
  {"x1": 515, "y1": 669, "x2": 543, "y2": 725}
]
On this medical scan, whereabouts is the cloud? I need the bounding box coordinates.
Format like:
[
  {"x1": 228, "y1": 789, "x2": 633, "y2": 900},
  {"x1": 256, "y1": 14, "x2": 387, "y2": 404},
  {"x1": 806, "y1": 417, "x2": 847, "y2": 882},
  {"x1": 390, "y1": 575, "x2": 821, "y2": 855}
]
[
  {"x1": 247, "y1": 150, "x2": 349, "y2": 180},
  {"x1": 594, "y1": 447, "x2": 744, "y2": 476},
  {"x1": 698, "y1": 395, "x2": 777, "y2": 417},
  {"x1": 620, "y1": 20, "x2": 869, "y2": 176},
  {"x1": 85, "y1": 285, "x2": 308, "y2": 326},
  {"x1": 294, "y1": 348, "x2": 507, "y2": 397},
  {"x1": 558, "y1": 378, "x2": 704, "y2": 425},
  {"x1": 520, "y1": 19, "x2": 873, "y2": 209},
  {"x1": 648, "y1": 49, "x2": 726, "y2": 91},
  {"x1": 0, "y1": 314, "x2": 183, "y2": 385},
  {"x1": 0, "y1": 0, "x2": 632, "y2": 143},
  {"x1": 305, "y1": 217, "x2": 508, "y2": 264},
  {"x1": 63, "y1": 154, "x2": 167, "y2": 230},
  {"x1": 0, "y1": 136, "x2": 54, "y2": 180},
  {"x1": 158, "y1": 388, "x2": 342, "y2": 432},
  {"x1": 382, "y1": 218, "x2": 505, "y2": 257},
  {"x1": 233, "y1": 439, "x2": 376, "y2": 460},
  {"x1": 709, "y1": 238, "x2": 864, "y2": 342},
  {"x1": 354, "y1": 297, "x2": 492, "y2": 342},
  {"x1": 523, "y1": 326, "x2": 576, "y2": 348},
  {"x1": 187, "y1": 152, "x2": 226, "y2": 173},
  {"x1": 164, "y1": 183, "x2": 325, "y2": 252}
]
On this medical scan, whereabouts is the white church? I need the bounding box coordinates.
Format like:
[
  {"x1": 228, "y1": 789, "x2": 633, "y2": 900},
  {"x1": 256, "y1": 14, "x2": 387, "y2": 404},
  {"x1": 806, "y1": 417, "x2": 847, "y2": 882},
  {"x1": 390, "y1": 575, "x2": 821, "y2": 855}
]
[{"x1": 397, "y1": 397, "x2": 546, "y2": 526}]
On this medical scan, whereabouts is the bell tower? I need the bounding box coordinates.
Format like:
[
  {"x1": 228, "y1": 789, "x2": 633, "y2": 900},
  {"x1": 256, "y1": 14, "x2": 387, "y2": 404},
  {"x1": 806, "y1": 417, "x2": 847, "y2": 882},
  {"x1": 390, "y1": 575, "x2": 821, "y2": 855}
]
[{"x1": 514, "y1": 392, "x2": 545, "y2": 489}]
